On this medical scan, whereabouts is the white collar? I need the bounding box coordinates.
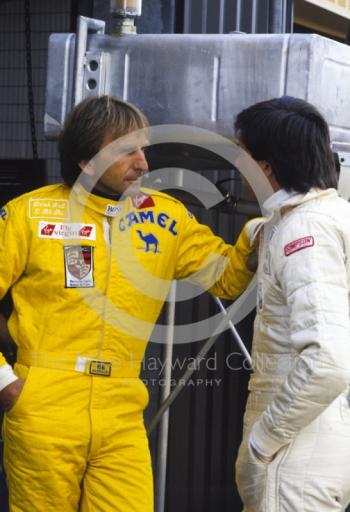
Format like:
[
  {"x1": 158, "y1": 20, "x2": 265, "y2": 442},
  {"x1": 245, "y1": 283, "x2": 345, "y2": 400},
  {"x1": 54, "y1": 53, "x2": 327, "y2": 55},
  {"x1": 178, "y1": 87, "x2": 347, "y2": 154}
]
[
  {"x1": 262, "y1": 188, "x2": 337, "y2": 217},
  {"x1": 262, "y1": 189, "x2": 299, "y2": 215}
]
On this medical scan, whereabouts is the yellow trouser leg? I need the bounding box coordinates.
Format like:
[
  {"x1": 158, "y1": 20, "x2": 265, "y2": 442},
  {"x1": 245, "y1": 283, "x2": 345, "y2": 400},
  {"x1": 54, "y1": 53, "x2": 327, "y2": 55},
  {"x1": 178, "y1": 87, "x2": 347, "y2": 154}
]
[
  {"x1": 3, "y1": 367, "x2": 91, "y2": 512},
  {"x1": 80, "y1": 409, "x2": 153, "y2": 512},
  {"x1": 3, "y1": 366, "x2": 153, "y2": 512}
]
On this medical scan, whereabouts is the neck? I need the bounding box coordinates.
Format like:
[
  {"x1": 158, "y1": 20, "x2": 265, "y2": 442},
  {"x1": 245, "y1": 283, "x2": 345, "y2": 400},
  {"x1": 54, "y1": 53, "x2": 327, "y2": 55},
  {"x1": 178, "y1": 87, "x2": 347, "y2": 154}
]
[
  {"x1": 91, "y1": 186, "x2": 122, "y2": 201},
  {"x1": 80, "y1": 176, "x2": 122, "y2": 201}
]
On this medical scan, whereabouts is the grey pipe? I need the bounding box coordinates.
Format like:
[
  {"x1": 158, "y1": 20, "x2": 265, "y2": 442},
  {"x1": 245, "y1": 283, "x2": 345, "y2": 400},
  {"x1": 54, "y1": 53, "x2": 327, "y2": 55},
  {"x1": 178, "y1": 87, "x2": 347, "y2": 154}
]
[
  {"x1": 269, "y1": 0, "x2": 286, "y2": 33},
  {"x1": 155, "y1": 283, "x2": 176, "y2": 512},
  {"x1": 147, "y1": 293, "x2": 253, "y2": 435}
]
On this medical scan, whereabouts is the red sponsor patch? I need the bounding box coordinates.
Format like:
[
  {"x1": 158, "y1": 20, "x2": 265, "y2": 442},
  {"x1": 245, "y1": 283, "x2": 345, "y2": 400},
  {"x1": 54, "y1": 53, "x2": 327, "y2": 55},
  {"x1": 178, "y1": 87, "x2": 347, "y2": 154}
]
[
  {"x1": 39, "y1": 222, "x2": 96, "y2": 240},
  {"x1": 284, "y1": 236, "x2": 314, "y2": 257},
  {"x1": 41, "y1": 223, "x2": 56, "y2": 236},
  {"x1": 79, "y1": 226, "x2": 93, "y2": 238},
  {"x1": 132, "y1": 194, "x2": 155, "y2": 209}
]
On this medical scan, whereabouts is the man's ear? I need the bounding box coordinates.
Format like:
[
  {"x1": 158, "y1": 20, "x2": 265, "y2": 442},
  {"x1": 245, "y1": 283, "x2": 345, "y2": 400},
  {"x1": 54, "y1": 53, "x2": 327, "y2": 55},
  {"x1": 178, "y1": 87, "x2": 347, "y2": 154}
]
[
  {"x1": 258, "y1": 160, "x2": 274, "y2": 179},
  {"x1": 258, "y1": 160, "x2": 280, "y2": 191},
  {"x1": 79, "y1": 160, "x2": 94, "y2": 176}
]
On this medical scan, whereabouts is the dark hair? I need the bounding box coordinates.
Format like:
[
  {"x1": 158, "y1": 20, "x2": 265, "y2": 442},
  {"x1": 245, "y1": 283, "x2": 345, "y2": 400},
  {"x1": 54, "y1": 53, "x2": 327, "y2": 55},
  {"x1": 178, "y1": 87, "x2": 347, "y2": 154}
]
[
  {"x1": 234, "y1": 96, "x2": 338, "y2": 192},
  {"x1": 58, "y1": 95, "x2": 148, "y2": 187}
]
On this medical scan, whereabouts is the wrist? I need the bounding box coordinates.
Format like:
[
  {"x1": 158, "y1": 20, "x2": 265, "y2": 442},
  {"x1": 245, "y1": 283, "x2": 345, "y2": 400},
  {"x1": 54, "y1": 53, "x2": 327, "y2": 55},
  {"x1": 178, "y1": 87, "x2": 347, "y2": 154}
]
[{"x1": 0, "y1": 364, "x2": 17, "y2": 392}]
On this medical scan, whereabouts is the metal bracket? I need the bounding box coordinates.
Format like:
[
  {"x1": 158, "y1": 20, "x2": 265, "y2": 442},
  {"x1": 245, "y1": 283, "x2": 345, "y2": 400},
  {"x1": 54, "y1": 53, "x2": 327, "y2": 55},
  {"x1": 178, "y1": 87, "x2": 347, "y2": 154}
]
[
  {"x1": 74, "y1": 16, "x2": 106, "y2": 105},
  {"x1": 338, "y1": 157, "x2": 350, "y2": 202},
  {"x1": 338, "y1": 152, "x2": 350, "y2": 167},
  {"x1": 83, "y1": 51, "x2": 111, "y2": 99},
  {"x1": 332, "y1": 143, "x2": 350, "y2": 202}
]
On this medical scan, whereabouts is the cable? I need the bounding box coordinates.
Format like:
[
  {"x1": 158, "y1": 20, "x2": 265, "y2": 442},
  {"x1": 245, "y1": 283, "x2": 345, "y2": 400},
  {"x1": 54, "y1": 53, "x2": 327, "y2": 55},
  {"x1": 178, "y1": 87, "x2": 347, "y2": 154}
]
[{"x1": 24, "y1": 0, "x2": 38, "y2": 160}]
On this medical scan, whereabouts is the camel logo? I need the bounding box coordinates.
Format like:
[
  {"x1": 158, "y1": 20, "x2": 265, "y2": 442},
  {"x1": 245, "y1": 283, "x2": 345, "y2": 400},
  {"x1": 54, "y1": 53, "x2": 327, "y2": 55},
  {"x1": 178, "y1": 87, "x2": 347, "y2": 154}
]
[{"x1": 136, "y1": 230, "x2": 160, "y2": 253}]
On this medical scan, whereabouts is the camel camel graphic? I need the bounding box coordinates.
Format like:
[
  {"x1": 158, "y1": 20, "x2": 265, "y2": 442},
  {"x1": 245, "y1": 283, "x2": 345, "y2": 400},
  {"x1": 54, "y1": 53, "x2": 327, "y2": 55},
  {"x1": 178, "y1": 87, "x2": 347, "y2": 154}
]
[{"x1": 136, "y1": 230, "x2": 159, "y2": 253}]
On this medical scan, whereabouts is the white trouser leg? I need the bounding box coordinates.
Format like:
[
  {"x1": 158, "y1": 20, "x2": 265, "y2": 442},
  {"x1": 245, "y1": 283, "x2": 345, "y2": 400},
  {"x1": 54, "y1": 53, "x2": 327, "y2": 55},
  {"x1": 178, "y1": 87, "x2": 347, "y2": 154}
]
[{"x1": 236, "y1": 394, "x2": 350, "y2": 512}]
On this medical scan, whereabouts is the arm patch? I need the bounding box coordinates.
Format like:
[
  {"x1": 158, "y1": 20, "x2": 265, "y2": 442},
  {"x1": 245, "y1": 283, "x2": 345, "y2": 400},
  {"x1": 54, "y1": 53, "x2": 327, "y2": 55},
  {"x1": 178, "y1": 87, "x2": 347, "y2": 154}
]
[{"x1": 284, "y1": 236, "x2": 314, "y2": 257}]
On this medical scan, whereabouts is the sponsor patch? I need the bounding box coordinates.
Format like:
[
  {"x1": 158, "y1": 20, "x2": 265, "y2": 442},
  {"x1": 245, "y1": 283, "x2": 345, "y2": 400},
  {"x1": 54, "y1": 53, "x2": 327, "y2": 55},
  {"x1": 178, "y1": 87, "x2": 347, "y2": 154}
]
[
  {"x1": 284, "y1": 236, "x2": 314, "y2": 257},
  {"x1": 119, "y1": 209, "x2": 178, "y2": 236},
  {"x1": 105, "y1": 204, "x2": 122, "y2": 217},
  {"x1": 39, "y1": 222, "x2": 96, "y2": 240},
  {"x1": 64, "y1": 246, "x2": 94, "y2": 288},
  {"x1": 29, "y1": 199, "x2": 70, "y2": 219},
  {"x1": 132, "y1": 194, "x2": 155, "y2": 209},
  {"x1": 88, "y1": 361, "x2": 112, "y2": 377},
  {"x1": 0, "y1": 207, "x2": 8, "y2": 221}
]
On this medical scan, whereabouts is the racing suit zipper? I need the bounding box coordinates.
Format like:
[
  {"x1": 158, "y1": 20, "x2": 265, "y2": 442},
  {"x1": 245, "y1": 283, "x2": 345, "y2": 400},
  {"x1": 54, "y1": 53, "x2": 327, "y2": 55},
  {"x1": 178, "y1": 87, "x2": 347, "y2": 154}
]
[{"x1": 96, "y1": 216, "x2": 113, "y2": 357}]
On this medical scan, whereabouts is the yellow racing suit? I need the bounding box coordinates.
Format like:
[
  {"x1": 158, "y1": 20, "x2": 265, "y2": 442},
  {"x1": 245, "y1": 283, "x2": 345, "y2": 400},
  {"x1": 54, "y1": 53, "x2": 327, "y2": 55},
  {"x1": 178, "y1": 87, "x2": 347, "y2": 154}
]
[{"x1": 0, "y1": 183, "x2": 254, "y2": 512}]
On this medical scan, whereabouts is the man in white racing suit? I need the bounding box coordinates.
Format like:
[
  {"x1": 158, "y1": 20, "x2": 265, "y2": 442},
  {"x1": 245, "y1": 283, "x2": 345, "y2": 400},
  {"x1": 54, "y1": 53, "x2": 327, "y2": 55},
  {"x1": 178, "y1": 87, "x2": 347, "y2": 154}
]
[{"x1": 234, "y1": 96, "x2": 350, "y2": 511}]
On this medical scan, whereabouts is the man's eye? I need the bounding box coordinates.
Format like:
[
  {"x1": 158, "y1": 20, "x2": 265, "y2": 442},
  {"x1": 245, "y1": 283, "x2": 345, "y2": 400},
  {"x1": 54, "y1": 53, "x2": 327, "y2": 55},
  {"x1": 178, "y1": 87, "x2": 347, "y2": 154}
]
[{"x1": 126, "y1": 147, "x2": 147, "y2": 156}]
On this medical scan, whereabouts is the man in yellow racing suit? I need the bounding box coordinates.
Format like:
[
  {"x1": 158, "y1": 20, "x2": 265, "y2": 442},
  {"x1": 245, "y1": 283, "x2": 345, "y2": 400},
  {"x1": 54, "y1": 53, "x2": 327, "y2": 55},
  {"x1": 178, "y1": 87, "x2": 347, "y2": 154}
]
[{"x1": 0, "y1": 96, "x2": 255, "y2": 512}]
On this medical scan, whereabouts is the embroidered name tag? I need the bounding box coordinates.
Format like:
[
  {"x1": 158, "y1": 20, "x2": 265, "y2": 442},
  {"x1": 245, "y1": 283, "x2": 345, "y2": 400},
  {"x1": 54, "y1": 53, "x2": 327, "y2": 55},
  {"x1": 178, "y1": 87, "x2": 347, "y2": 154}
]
[
  {"x1": 284, "y1": 236, "x2": 314, "y2": 257},
  {"x1": 105, "y1": 204, "x2": 122, "y2": 217},
  {"x1": 29, "y1": 199, "x2": 70, "y2": 219}
]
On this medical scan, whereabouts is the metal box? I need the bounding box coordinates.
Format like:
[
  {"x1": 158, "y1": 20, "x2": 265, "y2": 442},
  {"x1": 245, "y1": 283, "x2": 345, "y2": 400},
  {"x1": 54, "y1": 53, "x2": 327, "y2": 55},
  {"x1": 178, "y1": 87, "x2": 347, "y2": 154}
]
[{"x1": 45, "y1": 27, "x2": 350, "y2": 147}]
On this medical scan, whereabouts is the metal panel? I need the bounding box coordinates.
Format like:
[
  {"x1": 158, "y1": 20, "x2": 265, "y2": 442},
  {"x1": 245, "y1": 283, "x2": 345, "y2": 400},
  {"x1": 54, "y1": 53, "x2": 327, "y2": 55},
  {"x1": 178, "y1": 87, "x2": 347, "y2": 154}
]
[
  {"x1": 46, "y1": 33, "x2": 290, "y2": 134},
  {"x1": 45, "y1": 32, "x2": 350, "y2": 145},
  {"x1": 285, "y1": 34, "x2": 350, "y2": 144}
]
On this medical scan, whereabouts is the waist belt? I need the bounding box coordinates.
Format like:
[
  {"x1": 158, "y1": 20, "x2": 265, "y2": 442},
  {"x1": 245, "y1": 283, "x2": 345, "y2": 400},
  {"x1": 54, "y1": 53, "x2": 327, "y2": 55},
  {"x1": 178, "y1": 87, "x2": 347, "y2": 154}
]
[{"x1": 17, "y1": 349, "x2": 141, "y2": 378}]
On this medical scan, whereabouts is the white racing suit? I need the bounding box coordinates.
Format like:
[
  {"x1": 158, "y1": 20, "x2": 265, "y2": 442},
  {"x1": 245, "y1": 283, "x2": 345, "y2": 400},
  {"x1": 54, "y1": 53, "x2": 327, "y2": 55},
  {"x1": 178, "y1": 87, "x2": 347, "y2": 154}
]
[{"x1": 236, "y1": 188, "x2": 350, "y2": 512}]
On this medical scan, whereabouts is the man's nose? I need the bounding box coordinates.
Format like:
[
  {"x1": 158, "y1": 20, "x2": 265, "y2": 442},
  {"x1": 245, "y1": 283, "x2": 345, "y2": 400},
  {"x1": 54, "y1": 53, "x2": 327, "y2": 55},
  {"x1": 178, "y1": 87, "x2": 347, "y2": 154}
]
[{"x1": 133, "y1": 148, "x2": 149, "y2": 172}]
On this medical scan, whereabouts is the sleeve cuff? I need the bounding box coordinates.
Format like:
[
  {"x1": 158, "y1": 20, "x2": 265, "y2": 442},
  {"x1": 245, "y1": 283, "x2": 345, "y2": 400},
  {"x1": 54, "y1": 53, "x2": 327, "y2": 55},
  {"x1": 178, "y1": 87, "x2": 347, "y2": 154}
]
[
  {"x1": 249, "y1": 432, "x2": 271, "y2": 458},
  {"x1": 251, "y1": 420, "x2": 285, "y2": 457},
  {"x1": 0, "y1": 364, "x2": 18, "y2": 392}
]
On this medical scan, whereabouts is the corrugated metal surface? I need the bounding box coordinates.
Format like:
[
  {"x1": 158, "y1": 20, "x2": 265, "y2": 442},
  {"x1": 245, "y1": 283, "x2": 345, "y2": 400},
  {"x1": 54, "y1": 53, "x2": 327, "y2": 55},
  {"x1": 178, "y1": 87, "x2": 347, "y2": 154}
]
[
  {"x1": 182, "y1": 0, "x2": 293, "y2": 34},
  {"x1": 0, "y1": 0, "x2": 72, "y2": 182}
]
